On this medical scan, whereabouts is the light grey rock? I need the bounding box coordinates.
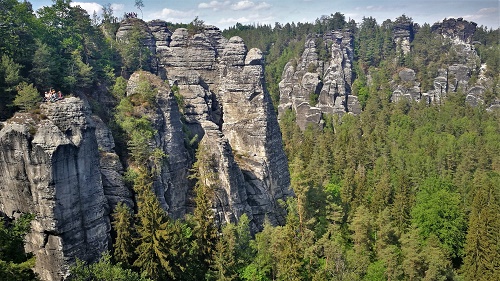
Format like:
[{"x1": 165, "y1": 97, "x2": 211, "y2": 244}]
[
  {"x1": 392, "y1": 18, "x2": 414, "y2": 55},
  {"x1": 391, "y1": 68, "x2": 421, "y2": 102},
  {"x1": 126, "y1": 71, "x2": 191, "y2": 219},
  {"x1": 0, "y1": 98, "x2": 110, "y2": 281},
  {"x1": 278, "y1": 30, "x2": 360, "y2": 129},
  {"x1": 154, "y1": 25, "x2": 292, "y2": 228},
  {"x1": 431, "y1": 18, "x2": 477, "y2": 44},
  {"x1": 148, "y1": 20, "x2": 172, "y2": 47},
  {"x1": 92, "y1": 116, "x2": 133, "y2": 210},
  {"x1": 399, "y1": 68, "x2": 416, "y2": 82}
]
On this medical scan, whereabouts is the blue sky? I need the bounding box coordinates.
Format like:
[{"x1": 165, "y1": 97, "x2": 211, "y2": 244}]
[{"x1": 32, "y1": 0, "x2": 499, "y2": 30}]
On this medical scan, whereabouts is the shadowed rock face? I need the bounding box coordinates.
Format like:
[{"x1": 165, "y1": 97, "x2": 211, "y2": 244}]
[
  {"x1": 124, "y1": 22, "x2": 293, "y2": 230},
  {"x1": 278, "y1": 30, "x2": 361, "y2": 130},
  {"x1": 431, "y1": 18, "x2": 477, "y2": 44},
  {"x1": 392, "y1": 18, "x2": 415, "y2": 55},
  {"x1": 126, "y1": 71, "x2": 191, "y2": 219},
  {"x1": 0, "y1": 98, "x2": 110, "y2": 281}
]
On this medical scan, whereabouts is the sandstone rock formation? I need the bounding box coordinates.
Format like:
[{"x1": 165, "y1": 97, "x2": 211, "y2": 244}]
[
  {"x1": 392, "y1": 17, "x2": 414, "y2": 55},
  {"x1": 431, "y1": 18, "x2": 477, "y2": 44},
  {"x1": 392, "y1": 18, "x2": 497, "y2": 108},
  {"x1": 278, "y1": 31, "x2": 361, "y2": 130},
  {"x1": 0, "y1": 98, "x2": 110, "y2": 281},
  {"x1": 121, "y1": 21, "x2": 293, "y2": 229},
  {"x1": 391, "y1": 68, "x2": 422, "y2": 102},
  {"x1": 125, "y1": 71, "x2": 191, "y2": 219}
]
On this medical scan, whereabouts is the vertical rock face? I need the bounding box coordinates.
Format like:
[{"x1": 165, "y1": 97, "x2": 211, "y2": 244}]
[
  {"x1": 0, "y1": 98, "x2": 110, "y2": 281},
  {"x1": 391, "y1": 68, "x2": 422, "y2": 102},
  {"x1": 278, "y1": 31, "x2": 360, "y2": 130},
  {"x1": 392, "y1": 18, "x2": 414, "y2": 55},
  {"x1": 150, "y1": 24, "x2": 292, "y2": 228},
  {"x1": 126, "y1": 71, "x2": 191, "y2": 219},
  {"x1": 93, "y1": 116, "x2": 133, "y2": 210}
]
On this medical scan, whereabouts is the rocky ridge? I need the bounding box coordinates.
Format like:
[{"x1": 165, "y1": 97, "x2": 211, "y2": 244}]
[
  {"x1": 391, "y1": 18, "x2": 497, "y2": 108},
  {"x1": 278, "y1": 30, "x2": 361, "y2": 130},
  {"x1": 117, "y1": 21, "x2": 293, "y2": 228}
]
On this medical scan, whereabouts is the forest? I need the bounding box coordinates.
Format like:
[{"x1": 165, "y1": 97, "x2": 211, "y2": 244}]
[{"x1": 0, "y1": 0, "x2": 499, "y2": 280}]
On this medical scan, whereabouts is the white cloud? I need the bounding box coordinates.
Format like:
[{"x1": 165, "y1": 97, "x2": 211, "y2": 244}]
[
  {"x1": 230, "y1": 1, "x2": 271, "y2": 11},
  {"x1": 111, "y1": 3, "x2": 125, "y2": 14},
  {"x1": 218, "y1": 13, "x2": 274, "y2": 26},
  {"x1": 255, "y1": 2, "x2": 271, "y2": 10},
  {"x1": 150, "y1": 8, "x2": 197, "y2": 22},
  {"x1": 356, "y1": 5, "x2": 384, "y2": 11},
  {"x1": 231, "y1": 1, "x2": 254, "y2": 10},
  {"x1": 219, "y1": 16, "x2": 252, "y2": 24},
  {"x1": 478, "y1": 7, "x2": 498, "y2": 14},
  {"x1": 453, "y1": 7, "x2": 498, "y2": 24},
  {"x1": 70, "y1": 2, "x2": 103, "y2": 15},
  {"x1": 199, "y1": 1, "x2": 231, "y2": 10}
]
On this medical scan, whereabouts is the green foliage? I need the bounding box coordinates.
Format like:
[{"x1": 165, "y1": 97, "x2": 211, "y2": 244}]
[
  {"x1": 112, "y1": 202, "x2": 135, "y2": 267},
  {"x1": 187, "y1": 17, "x2": 205, "y2": 35},
  {"x1": 70, "y1": 252, "x2": 149, "y2": 281},
  {"x1": 0, "y1": 54, "x2": 23, "y2": 119},
  {"x1": 132, "y1": 169, "x2": 172, "y2": 280},
  {"x1": 0, "y1": 213, "x2": 38, "y2": 280},
  {"x1": 117, "y1": 23, "x2": 151, "y2": 75},
  {"x1": 188, "y1": 144, "x2": 219, "y2": 278},
  {"x1": 463, "y1": 171, "x2": 500, "y2": 281},
  {"x1": 309, "y1": 92, "x2": 319, "y2": 107},
  {"x1": 13, "y1": 82, "x2": 40, "y2": 111},
  {"x1": 112, "y1": 76, "x2": 128, "y2": 100},
  {"x1": 411, "y1": 177, "x2": 466, "y2": 258}
]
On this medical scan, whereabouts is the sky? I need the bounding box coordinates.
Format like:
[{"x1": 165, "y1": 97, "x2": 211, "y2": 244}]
[{"x1": 32, "y1": 0, "x2": 500, "y2": 30}]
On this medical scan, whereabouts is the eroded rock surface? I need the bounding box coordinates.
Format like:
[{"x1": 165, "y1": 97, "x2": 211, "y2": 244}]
[
  {"x1": 0, "y1": 98, "x2": 110, "y2": 281},
  {"x1": 279, "y1": 31, "x2": 360, "y2": 130},
  {"x1": 151, "y1": 24, "x2": 292, "y2": 228}
]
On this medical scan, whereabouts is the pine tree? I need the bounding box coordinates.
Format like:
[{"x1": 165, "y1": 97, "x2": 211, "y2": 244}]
[
  {"x1": 189, "y1": 144, "x2": 219, "y2": 277},
  {"x1": 133, "y1": 168, "x2": 171, "y2": 280},
  {"x1": 463, "y1": 171, "x2": 500, "y2": 281},
  {"x1": 13, "y1": 82, "x2": 40, "y2": 111},
  {"x1": 209, "y1": 222, "x2": 238, "y2": 281},
  {"x1": 112, "y1": 202, "x2": 134, "y2": 267}
]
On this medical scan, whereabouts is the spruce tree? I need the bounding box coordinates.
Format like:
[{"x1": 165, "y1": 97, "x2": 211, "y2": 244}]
[
  {"x1": 189, "y1": 144, "x2": 219, "y2": 277},
  {"x1": 133, "y1": 168, "x2": 171, "y2": 280},
  {"x1": 112, "y1": 202, "x2": 134, "y2": 267},
  {"x1": 463, "y1": 171, "x2": 500, "y2": 281}
]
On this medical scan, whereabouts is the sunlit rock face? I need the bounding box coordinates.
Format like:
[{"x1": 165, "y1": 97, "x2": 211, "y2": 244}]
[
  {"x1": 132, "y1": 23, "x2": 294, "y2": 230},
  {"x1": 278, "y1": 30, "x2": 360, "y2": 130},
  {"x1": 0, "y1": 98, "x2": 110, "y2": 281}
]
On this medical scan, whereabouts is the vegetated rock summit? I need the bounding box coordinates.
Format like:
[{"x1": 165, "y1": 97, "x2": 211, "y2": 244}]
[
  {"x1": 0, "y1": 19, "x2": 292, "y2": 281},
  {"x1": 279, "y1": 17, "x2": 498, "y2": 130}
]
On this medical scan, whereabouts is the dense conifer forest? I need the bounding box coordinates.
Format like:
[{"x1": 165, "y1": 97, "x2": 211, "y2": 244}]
[{"x1": 0, "y1": 0, "x2": 499, "y2": 280}]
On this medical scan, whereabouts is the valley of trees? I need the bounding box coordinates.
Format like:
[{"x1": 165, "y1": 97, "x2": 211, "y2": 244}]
[{"x1": 0, "y1": 0, "x2": 499, "y2": 280}]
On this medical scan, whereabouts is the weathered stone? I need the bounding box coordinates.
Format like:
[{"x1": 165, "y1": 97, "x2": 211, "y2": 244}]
[
  {"x1": 148, "y1": 20, "x2": 172, "y2": 47},
  {"x1": 393, "y1": 18, "x2": 414, "y2": 55},
  {"x1": 278, "y1": 30, "x2": 360, "y2": 129},
  {"x1": 154, "y1": 25, "x2": 292, "y2": 228},
  {"x1": 126, "y1": 71, "x2": 191, "y2": 219},
  {"x1": 92, "y1": 116, "x2": 133, "y2": 210},
  {"x1": 399, "y1": 68, "x2": 416, "y2": 82},
  {"x1": 431, "y1": 18, "x2": 477, "y2": 44},
  {"x1": 0, "y1": 98, "x2": 110, "y2": 281}
]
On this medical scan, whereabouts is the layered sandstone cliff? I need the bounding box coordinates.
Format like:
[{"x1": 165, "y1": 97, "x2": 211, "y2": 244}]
[
  {"x1": 154, "y1": 25, "x2": 292, "y2": 227},
  {"x1": 0, "y1": 98, "x2": 111, "y2": 281},
  {"x1": 115, "y1": 20, "x2": 293, "y2": 228}
]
